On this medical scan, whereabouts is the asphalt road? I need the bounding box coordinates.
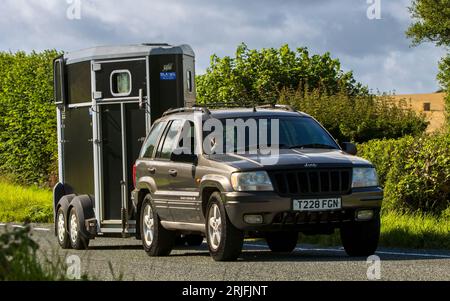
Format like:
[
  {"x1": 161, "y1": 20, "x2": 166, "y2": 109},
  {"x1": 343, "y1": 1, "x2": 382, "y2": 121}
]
[{"x1": 2, "y1": 223, "x2": 450, "y2": 281}]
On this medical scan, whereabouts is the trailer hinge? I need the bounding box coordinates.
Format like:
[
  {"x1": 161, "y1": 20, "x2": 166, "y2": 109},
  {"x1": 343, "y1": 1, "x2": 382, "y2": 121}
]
[{"x1": 92, "y1": 63, "x2": 102, "y2": 72}]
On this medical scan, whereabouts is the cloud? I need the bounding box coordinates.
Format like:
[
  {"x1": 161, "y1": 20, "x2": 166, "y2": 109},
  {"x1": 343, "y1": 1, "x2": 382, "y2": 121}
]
[{"x1": 0, "y1": 0, "x2": 446, "y2": 93}]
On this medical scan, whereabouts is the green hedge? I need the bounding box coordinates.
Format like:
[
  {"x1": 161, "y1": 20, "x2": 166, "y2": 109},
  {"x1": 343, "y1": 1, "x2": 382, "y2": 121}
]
[
  {"x1": 279, "y1": 88, "x2": 428, "y2": 143},
  {"x1": 358, "y1": 133, "x2": 450, "y2": 214},
  {"x1": 0, "y1": 51, "x2": 60, "y2": 186}
]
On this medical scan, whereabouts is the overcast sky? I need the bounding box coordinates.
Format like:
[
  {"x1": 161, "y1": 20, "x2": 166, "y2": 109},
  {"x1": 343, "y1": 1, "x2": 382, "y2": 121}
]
[{"x1": 0, "y1": 0, "x2": 446, "y2": 94}]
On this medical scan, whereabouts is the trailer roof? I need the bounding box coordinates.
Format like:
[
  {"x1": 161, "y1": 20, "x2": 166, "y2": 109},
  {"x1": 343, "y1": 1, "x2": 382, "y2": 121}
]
[{"x1": 64, "y1": 43, "x2": 194, "y2": 65}]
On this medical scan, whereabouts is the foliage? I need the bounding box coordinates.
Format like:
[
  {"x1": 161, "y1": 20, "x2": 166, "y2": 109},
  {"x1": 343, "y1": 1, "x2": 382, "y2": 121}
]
[
  {"x1": 300, "y1": 210, "x2": 450, "y2": 250},
  {"x1": 278, "y1": 88, "x2": 428, "y2": 143},
  {"x1": 358, "y1": 133, "x2": 450, "y2": 214},
  {"x1": 0, "y1": 50, "x2": 60, "y2": 187},
  {"x1": 406, "y1": 0, "x2": 450, "y2": 128},
  {"x1": 196, "y1": 43, "x2": 368, "y2": 105},
  {"x1": 0, "y1": 226, "x2": 70, "y2": 280},
  {"x1": 0, "y1": 178, "x2": 53, "y2": 223}
]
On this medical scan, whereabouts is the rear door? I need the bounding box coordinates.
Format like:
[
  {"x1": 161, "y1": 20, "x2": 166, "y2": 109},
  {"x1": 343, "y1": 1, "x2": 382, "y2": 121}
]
[{"x1": 92, "y1": 57, "x2": 148, "y2": 225}]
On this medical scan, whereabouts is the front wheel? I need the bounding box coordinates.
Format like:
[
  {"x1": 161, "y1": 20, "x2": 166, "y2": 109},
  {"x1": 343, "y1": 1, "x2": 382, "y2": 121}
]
[
  {"x1": 265, "y1": 231, "x2": 298, "y2": 253},
  {"x1": 340, "y1": 212, "x2": 380, "y2": 257},
  {"x1": 140, "y1": 195, "x2": 176, "y2": 256},
  {"x1": 206, "y1": 192, "x2": 244, "y2": 261}
]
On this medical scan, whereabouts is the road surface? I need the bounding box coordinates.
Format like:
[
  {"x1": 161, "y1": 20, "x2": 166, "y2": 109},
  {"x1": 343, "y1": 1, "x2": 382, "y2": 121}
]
[{"x1": 2, "y1": 223, "x2": 450, "y2": 281}]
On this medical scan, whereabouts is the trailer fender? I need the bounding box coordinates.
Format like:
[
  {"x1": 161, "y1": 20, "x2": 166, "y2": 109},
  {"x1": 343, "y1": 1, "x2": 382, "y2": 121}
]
[
  {"x1": 54, "y1": 194, "x2": 76, "y2": 236},
  {"x1": 69, "y1": 195, "x2": 98, "y2": 239}
]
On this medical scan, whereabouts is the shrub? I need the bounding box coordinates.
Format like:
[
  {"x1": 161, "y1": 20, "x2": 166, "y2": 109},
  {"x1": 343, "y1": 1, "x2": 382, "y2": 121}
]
[
  {"x1": 196, "y1": 43, "x2": 368, "y2": 105},
  {"x1": 279, "y1": 88, "x2": 428, "y2": 143},
  {"x1": 0, "y1": 50, "x2": 60, "y2": 187},
  {"x1": 358, "y1": 133, "x2": 450, "y2": 214},
  {"x1": 0, "y1": 226, "x2": 70, "y2": 280}
]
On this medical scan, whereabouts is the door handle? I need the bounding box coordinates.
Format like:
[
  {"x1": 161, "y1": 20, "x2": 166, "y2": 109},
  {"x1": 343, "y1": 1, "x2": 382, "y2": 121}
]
[
  {"x1": 168, "y1": 169, "x2": 178, "y2": 177},
  {"x1": 147, "y1": 167, "x2": 156, "y2": 174}
]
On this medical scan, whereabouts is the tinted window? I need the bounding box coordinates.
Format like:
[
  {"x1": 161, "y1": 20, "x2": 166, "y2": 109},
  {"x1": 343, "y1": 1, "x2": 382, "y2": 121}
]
[
  {"x1": 140, "y1": 122, "x2": 166, "y2": 158},
  {"x1": 204, "y1": 116, "x2": 339, "y2": 153},
  {"x1": 159, "y1": 119, "x2": 183, "y2": 159}
]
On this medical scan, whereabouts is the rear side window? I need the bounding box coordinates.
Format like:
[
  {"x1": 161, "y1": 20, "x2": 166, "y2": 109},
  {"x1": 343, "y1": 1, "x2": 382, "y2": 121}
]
[
  {"x1": 158, "y1": 119, "x2": 183, "y2": 159},
  {"x1": 140, "y1": 121, "x2": 166, "y2": 158}
]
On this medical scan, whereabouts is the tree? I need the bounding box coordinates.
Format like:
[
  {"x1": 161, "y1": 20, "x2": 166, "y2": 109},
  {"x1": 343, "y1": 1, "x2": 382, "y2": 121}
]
[
  {"x1": 196, "y1": 43, "x2": 368, "y2": 105},
  {"x1": 406, "y1": 0, "x2": 450, "y2": 126}
]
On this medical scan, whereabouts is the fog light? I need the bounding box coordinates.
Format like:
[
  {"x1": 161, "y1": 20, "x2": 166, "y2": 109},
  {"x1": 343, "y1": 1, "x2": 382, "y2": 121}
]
[
  {"x1": 244, "y1": 214, "x2": 263, "y2": 224},
  {"x1": 356, "y1": 209, "x2": 374, "y2": 221}
]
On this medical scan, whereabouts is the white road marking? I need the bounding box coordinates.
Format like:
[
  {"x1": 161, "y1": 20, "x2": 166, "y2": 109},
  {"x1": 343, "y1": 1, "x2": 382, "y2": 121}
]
[
  {"x1": 244, "y1": 243, "x2": 450, "y2": 259},
  {"x1": 34, "y1": 227, "x2": 51, "y2": 232},
  {"x1": 0, "y1": 223, "x2": 50, "y2": 232}
]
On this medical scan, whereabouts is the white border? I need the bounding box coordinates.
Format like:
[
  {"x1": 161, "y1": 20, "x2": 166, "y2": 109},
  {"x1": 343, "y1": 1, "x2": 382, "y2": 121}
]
[{"x1": 110, "y1": 69, "x2": 132, "y2": 97}]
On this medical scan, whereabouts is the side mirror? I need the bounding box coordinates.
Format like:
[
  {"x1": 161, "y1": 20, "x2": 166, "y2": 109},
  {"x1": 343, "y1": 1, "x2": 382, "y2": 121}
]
[
  {"x1": 170, "y1": 147, "x2": 198, "y2": 163},
  {"x1": 341, "y1": 142, "x2": 357, "y2": 155}
]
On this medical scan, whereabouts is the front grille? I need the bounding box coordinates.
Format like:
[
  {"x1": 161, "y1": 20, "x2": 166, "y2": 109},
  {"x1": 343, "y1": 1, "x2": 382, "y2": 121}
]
[{"x1": 269, "y1": 169, "x2": 352, "y2": 196}]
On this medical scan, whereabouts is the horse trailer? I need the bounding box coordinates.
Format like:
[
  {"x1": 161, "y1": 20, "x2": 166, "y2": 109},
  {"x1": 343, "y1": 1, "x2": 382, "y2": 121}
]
[{"x1": 52, "y1": 43, "x2": 196, "y2": 249}]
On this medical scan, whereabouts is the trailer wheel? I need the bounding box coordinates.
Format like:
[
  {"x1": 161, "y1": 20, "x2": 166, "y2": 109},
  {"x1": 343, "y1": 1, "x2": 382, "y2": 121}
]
[
  {"x1": 56, "y1": 207, "x2": 71, "y2": 249},
  {"x1": 140, "y1": 194, "x2": 176, "y2": 256},
  {"x1": 69, "y1": 207, "x2": 90, "y2": 250}
]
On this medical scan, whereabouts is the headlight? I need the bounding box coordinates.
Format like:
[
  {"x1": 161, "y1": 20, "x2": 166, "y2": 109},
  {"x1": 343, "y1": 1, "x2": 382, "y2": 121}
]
[
  {"x1": 231, "y1": 171, "x2": 274, "y2": 192},
  {"x1": 352, "y1": 167, "x2": 379, "y2": 188}
]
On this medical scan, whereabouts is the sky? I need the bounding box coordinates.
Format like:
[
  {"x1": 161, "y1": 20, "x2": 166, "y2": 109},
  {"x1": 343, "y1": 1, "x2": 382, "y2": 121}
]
[{"x1": 0, "y1": 0, "x2": 447, "y2": 94}]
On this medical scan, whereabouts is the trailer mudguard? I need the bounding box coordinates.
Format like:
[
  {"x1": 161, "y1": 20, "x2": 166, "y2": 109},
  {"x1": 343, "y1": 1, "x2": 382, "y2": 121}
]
[
  {"x1": 69, "y1": 195, "x2": 97, "y2": 239},
  {"x1": 54, "y1": 193, "x2": 76, "y2": 236}
]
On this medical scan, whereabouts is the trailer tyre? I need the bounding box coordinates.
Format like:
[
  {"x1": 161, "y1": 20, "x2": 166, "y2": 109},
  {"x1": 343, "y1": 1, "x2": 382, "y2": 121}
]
[
  {"x1": 140, "y1": 194, "x2": 176, "y2": 256},
  {"x1": 56, "y1": 207, "x2": 71, "y2": 249},
  {"x1": 69, "y1": 207, "x2": 90, "y2": 250}
]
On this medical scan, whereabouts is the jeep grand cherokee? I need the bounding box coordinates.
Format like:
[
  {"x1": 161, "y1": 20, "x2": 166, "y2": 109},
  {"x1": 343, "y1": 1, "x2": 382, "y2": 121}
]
[{"x1": 131, "y1": 106, "x2": 383, "y2": 261}]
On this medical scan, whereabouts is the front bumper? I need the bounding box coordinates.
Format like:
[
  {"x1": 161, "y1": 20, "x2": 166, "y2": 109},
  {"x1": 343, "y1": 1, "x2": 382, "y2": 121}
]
[{"x1": 223, "y1": 187, "x2": 383, "y2": 231}]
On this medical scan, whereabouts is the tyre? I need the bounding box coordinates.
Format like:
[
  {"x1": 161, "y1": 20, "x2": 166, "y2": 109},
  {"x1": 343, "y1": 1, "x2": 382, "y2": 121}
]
[
  {"x1": 68, "y1": 207, "x2": 90, "y2": 250},
  {"x1": 265, "y1": 231, "x2": 298, "y2": 253},
  {"x1": 56, "y1": 207, "x2": 71, "y2": 249},
  {"x1": 140, "y1": 194, "x2": 176, "y2": 256},
  {"x1": 185, "y1": 234, "x2": 204, "y2": 246},
  {"x1": 206, "y1": 192, "x2": 244, "y2": 261},
  {"x1": 340, "y1": 212, "x2": 380, "y2": 257}
]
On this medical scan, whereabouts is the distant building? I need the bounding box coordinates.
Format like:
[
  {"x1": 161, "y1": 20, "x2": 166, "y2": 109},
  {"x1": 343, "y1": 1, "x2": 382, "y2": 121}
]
[{"x1": 391, "y1": 92, "x2": 446, "y2": 132}]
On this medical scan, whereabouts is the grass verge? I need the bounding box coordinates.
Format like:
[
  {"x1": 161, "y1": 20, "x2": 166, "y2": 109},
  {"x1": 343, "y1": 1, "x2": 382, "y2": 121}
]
[
  {"x1": 300, "y1": 210, "x2": 450, "y2": 250},
  {"x1": 0, "y1": 179, "x2": 52, "y2": 223}
]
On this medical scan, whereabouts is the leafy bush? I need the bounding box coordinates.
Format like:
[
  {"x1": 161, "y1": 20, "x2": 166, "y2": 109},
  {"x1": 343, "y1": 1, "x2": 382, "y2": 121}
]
[
  {"x1": 0, "y1": 226, "x2": 70, "y2": 280},
  {"x1": 358, "y1": 133, "x2": 450, "y2": 214},
  {"x1": 279, "y1": 88, "x2": 428, "y2": 143},
  {"x1": 196, "y1": 43, "x2": 368, "y2": 105},
  {"x1": 0, "y1": 51, "x2": 60, "y2": 187}
]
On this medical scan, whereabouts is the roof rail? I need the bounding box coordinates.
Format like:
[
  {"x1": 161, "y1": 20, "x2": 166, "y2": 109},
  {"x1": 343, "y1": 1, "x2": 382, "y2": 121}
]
[
  {"x1": 194, "y1": 102, "x2": 244, "y2": 109},
  {"x1": 256, "y1": 104, "x2": 296, "y2": 112},
  {"x1": 162, "y1": 107, "x2": 211, "y2": 117}
]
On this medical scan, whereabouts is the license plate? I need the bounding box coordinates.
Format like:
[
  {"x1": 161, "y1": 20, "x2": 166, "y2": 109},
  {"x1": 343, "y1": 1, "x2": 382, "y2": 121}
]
[{"x1": 293, "y1": 198, "x2": 341, "y2": 211}]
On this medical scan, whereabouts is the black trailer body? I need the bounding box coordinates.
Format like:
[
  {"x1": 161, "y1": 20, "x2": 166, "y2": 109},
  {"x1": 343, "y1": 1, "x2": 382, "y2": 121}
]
[{"x1": 52, "y1": 44, "x2": 195, "y2": 242}]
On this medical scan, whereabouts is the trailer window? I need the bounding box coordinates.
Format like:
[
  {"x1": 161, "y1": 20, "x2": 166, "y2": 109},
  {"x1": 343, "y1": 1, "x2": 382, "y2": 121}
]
[
  {"x1": 110, "y1": 70, "x2": 132, "y2": 97},
  {"x1": 187, "y1": 71, "x2": 193, "y2": 92},
  {"x1": 140, "y1": 121, "x2": 166, "y2": 158}
]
